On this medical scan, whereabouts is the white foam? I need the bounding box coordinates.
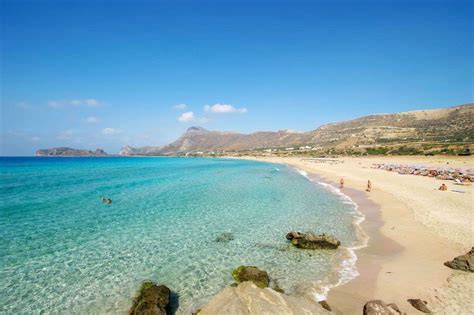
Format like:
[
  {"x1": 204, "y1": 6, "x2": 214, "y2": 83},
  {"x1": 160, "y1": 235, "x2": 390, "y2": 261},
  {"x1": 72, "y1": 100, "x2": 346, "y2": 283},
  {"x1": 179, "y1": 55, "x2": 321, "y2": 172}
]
[{"x1": 293, "y1": 166, "x2": 369, "y2": 300}]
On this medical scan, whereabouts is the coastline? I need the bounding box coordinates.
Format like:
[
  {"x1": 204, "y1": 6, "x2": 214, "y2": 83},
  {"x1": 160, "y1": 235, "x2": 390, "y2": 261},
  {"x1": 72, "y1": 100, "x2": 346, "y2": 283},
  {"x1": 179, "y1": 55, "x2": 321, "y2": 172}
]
[{"x1": 233, "y1": 155, "x2": 474, "y2": 313}]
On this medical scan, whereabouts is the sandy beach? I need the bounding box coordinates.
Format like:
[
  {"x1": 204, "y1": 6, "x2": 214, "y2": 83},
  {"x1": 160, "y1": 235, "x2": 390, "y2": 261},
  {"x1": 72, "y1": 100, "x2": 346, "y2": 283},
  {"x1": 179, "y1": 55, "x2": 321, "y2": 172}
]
[{"x1": 237, "y1": 155, "x2": 473, "y2": 314}]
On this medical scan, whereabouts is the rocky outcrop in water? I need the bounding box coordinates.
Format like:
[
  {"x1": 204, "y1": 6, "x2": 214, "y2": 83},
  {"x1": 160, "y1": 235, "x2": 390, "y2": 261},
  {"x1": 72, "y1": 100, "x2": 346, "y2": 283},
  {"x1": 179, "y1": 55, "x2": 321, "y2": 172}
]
[
  {"x1": 197, "y1": 281, "x2": 331, "y2": 314},
  {"x1": 407, "y1": 299, "x2": 431, "y2": 313},
  {"x1": 363, "y1": 300, "x2": 401, "y2": 314},
  {"x1": 444, "y1": 247, "x2": 474, "y2": 272},
  {"x1": 129, "y1": 281, "x2": 170, "y2": 315},
  {"x1": 215, "y1": 232, "x2": 234, "y2": 242},
  {"x1": 286, "y1": 231, "x2": 340, "y2": 249},
  {"x1": 231, "y1": 266, "x2": 269, "y2": 289}
]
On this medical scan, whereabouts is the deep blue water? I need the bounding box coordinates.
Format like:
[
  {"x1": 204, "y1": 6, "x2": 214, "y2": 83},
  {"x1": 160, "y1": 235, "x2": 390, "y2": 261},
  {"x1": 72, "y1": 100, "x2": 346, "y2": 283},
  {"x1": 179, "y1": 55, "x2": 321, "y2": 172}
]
[{"x1": 0, "y1": 157, "x2": 362, "y2": 314}]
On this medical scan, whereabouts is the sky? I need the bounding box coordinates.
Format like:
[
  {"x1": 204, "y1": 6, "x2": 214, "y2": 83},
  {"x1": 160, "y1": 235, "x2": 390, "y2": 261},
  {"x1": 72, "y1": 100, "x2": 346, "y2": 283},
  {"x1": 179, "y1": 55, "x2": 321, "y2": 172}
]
[{"x1": 1, "y1": 0, "x2": 472, "y2": 155}]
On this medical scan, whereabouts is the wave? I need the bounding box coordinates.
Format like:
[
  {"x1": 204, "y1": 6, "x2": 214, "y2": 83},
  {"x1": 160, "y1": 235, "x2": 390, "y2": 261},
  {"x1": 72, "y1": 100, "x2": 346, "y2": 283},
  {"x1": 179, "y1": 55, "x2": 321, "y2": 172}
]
[{"x1": 294, "y1": 167, "x2": 369, "y2": 300}]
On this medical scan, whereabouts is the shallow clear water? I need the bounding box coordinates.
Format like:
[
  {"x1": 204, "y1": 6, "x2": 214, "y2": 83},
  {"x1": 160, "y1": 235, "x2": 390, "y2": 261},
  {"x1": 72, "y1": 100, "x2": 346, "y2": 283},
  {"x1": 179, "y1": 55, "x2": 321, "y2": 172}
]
[{"x1": 0, "y1": 157, "x2": 362, "y2": 314}]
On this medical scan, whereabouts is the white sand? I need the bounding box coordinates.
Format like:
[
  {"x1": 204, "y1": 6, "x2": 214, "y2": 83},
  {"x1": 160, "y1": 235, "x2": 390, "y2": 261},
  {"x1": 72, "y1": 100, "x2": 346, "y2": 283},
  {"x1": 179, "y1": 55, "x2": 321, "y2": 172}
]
[{"x1": 236, "y1": 155, "x2": 474, "y2": 314}]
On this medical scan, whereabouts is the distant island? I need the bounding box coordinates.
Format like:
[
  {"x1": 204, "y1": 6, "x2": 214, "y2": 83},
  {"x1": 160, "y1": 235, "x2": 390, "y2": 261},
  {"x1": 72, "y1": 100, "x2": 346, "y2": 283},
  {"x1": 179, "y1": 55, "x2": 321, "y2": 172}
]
[
  {"x1": 38, "y1": 104, "x2": 473, "y2": 157},
  {"x1": 36, "y1": 147, "x2": 108, "y2": 157}
]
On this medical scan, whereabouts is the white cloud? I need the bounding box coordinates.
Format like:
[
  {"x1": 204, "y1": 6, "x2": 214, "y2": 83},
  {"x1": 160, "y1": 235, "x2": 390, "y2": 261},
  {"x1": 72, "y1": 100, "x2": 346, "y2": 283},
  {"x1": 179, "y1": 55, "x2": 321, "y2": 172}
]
[
  {"x1": 101, "y1": 127, "x2": 122, "y2": 135},
  {"x1": 17, "y1": 102, "x2": 31, "y2": 109},
  {"x1": 84, "y1": 116, "x2": 100, "y2": 124},
  {"x1": 178, "y1": 111, "x2": 195, "y2": 122},
  {"x1": 48, "y1": 101, "x2": 61, "y2": 108},
  {"x1": 173, "y1": 103, "x2": 188, "y2": 110},
  {"x1": 204, "y1": 103, "x2": 247, "y2": 114},
  {"x1": 30, "y1": 136, "x2": 41, "y2": 141},
  {"x1": 48, "y1": 99, "x2": 101, "y2": 108},
  {"x1": 69, "y1": 99, "x2": 82, "y2": 106},
  {"x1": 84, "y1": 99, "x2": 99, "y2": 106}
]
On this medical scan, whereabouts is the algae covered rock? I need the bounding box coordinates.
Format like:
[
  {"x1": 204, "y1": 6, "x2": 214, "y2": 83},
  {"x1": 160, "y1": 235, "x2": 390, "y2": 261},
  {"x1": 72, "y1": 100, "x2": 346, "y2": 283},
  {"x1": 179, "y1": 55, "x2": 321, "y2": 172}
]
[
  {"x1": 231, "y1": 266, "x2": 269, "y2": 288},
  {"x1": 444, "y1": 247, "x2": 474, "y2": 272},
  {"x1": 215, "y1": 232, "x2": 234, "y2": 243},
  {"x1": 129, "y1": 281, "x2": 170, "y2": 315},
  {"x1": 286, "y1": 231, "x2": 340, "y2": 249}
]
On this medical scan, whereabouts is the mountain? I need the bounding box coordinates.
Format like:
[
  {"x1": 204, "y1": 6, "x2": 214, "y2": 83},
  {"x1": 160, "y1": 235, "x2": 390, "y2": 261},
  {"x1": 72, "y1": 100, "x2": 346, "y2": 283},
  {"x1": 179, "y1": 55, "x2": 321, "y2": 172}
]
[
  {"x1": 119, "y1": 103, "x2": 474, "y2": 156},
  {"x1": 36, "y1": 147, "x2": 108, "y2": 157}
]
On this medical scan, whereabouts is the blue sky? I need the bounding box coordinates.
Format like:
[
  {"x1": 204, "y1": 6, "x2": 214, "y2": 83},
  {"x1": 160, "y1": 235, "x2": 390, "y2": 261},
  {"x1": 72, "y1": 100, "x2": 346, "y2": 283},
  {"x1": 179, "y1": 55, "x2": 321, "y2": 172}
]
[{"x1": 1, "y1": 0, "x2": 472, "y2": 155}]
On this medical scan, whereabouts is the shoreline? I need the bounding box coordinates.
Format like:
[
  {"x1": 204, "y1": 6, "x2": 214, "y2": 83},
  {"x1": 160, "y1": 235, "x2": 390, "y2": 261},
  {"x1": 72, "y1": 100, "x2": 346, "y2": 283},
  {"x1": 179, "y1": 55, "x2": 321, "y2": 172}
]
[
  {"x1": 234, "y1": 155, "x2": 473, "y2": 313},
  {"x1": 292, "y1": 168, "x2": 372, "y2": 303}
]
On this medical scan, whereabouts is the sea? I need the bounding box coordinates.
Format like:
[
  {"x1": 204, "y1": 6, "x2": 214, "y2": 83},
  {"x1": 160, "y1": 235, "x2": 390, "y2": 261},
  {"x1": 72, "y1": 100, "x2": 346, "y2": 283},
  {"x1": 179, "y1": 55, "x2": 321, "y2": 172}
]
[{"x1": 0, "y1": 157, "x2": 366, "y2": 314}]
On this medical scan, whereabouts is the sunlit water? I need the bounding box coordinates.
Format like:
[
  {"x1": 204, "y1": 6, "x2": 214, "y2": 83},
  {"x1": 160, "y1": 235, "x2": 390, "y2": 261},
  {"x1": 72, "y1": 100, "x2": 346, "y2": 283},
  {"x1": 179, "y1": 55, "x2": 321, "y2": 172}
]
[{"x1": 0, "y1": 157, "x2": 364, "y2": 314}]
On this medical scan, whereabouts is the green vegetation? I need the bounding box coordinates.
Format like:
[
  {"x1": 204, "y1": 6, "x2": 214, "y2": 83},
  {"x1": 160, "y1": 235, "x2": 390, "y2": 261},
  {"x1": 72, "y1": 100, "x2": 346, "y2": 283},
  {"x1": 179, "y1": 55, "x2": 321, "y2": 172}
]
[{"x1": 366, "y1": 147, "x2": 390, "y2": 155}]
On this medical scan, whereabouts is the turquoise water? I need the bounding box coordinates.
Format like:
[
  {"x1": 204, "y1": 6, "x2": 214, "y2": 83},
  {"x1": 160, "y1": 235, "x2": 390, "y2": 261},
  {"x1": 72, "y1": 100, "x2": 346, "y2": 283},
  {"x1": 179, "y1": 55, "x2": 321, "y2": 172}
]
[{"x1": 0, "y1": 157, "x2": 363, "y2": 314}]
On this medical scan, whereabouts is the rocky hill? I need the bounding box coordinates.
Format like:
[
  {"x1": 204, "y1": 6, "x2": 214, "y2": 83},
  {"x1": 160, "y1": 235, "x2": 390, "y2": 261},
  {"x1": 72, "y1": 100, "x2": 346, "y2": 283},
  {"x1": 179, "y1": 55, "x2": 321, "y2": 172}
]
[
  {"x1": 36, "y1": 147, "x2": 108, "y2": 157},
  {"x1": 119, "y1": 103, "x2": 473, "y2": 156}
]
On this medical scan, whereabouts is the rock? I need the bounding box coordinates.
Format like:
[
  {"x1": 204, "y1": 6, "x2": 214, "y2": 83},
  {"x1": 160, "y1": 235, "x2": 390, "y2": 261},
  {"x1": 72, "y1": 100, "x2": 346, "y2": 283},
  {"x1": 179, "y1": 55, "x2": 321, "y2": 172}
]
[
  {"x1": 215, "y1": 232, "x2": 234, "y2": 242},
  {"x1": 387, "y1": 303, "x2": 402, "y2": 314},
  {"x1": 363, "y1": 300, "x2": 400, "y2": 315},
  {"x1": 319, "y1": 300, "x2": 332, "y2": 311},
  {"x1": 444, "y1": 247, "x2": 474, "y2": 272},
  {"x1": 231, "y1": 266, "x2": 269, "y2": 288},
  {"x1": 271, "y1": 279, "x2": 284, "y2": 293},
  {"x1": 286, "y1": 231, "x2": 340, "y2": 249},
  {"x1": 129, "y1": 281, "x2": 170, "y2": 315},
  {"x1": 407, "y1": 299, "x2": 431, "y2": 313},
  {"x1": 198, "y1": 282, "x2": 331, "y2": 314}
]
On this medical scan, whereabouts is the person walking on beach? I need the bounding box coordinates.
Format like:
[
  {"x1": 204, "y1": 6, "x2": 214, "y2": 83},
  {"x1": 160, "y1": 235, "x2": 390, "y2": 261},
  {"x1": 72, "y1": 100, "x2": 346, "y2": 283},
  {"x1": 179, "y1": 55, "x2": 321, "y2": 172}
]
[
  {"x1": 339, "y1": 178, "x2": 344, "y2": 188},
  {"x1": 366, "y1": 180, "x2": 372, "y2": 192}
]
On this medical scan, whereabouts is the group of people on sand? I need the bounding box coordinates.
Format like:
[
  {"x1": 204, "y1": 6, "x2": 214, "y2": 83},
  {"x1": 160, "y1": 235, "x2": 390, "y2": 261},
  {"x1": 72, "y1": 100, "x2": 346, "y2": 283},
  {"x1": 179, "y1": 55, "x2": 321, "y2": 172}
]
[
  {"x1": 339, "y1": 177, "x2": 449, "y2": 193},
  {"x1": 339, "y1": 178, "x2": 372, "y2": 192},
  {"x1": 101, "y1": 197, "x2": 112, "y2": 204}
]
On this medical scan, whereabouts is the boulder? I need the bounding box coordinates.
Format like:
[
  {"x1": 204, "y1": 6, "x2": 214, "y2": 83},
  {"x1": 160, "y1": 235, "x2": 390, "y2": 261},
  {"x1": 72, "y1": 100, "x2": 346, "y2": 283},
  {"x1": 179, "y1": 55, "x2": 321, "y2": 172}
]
[
  {"x1": 129, "y1": 281, "x2": 170, "y2": 315},
  {"x1": 407, "y1": 299, "x2": 431, "y2": 313},
  {"x1": 231, "y1": 266, "x2": 269, "y2": 288},
  {"x1": 363, "y1": 300, "x2": 400, "y2": 315},
  {"x1": 286, "y1": 231, "x2": 340, "y2": 249},
  {"x1": 215, "y1": 232, "x2": 234, "y2": 242},
  {"x1": 444, "y1": 247, "x2": 474, "y2": 272},
  {"x1": 198, "y1": 282, "x2": 331, "y2": 314}
]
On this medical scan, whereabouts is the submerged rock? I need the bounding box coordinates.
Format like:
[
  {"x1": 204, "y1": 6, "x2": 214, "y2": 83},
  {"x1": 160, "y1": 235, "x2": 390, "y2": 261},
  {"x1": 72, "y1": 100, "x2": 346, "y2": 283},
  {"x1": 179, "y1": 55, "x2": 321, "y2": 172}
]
[
  {"x1": 444, "y1": 247, "x2": 474, "y2": 272},
  {"x1": 198, "y1": 282, "x2": 331, "y2": 314},
  {"x1": 286, "y1": 231, "x2": 340, "y2": 249},
  {"x1": 129, "y1": 281, "x2": 170, "y2": 315},
  {"x1": 407, "y1": 299, "x2": 431, "y2": 313},
  {"x1": 363, "y1": 300, "x2": 401, "y2": 315},
  {"x1": 215, "y1": 232, "x2": 234, "y2": 242},
  {"x1": 231, "y1": 266, "x2": 269, "y2": 288}
]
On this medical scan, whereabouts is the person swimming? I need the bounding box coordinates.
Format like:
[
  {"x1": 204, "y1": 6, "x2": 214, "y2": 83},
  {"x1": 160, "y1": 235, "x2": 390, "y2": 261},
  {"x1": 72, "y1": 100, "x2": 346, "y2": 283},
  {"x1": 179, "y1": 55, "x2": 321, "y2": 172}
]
[
  {"x1": 101, "y1": 197, "x2": 106, "y2": 203},
  {"x1": 106, "y1": 198, "x2": 112, "y2": 204}
]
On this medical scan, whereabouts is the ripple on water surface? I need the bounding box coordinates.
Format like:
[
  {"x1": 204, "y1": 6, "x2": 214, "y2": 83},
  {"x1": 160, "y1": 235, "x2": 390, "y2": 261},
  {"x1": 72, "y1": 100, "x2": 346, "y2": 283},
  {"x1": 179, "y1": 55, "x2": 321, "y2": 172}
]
[{"x1": 0, "y1": 157, "x2": 363, "y2": 314}]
